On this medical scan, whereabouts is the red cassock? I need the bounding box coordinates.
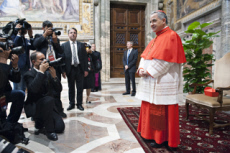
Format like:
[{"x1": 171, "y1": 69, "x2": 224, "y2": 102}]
[
  {"x1": 137, "y1": 27, "x2": 186, "y2": 148},
  {"x1": 137, "y1": 101, "x2": 180, "y2": 147}
]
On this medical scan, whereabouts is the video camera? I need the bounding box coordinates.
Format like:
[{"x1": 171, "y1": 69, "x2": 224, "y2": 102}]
[
  {"x1": 15, "y1": 18, "x2": 31, "y2": 30},
  {"x1": 0, "y1": 34, "x2": 25, "y2": 56},
  {"x1": 45, "y1": 57, "x2": 63, "y2": 67}
]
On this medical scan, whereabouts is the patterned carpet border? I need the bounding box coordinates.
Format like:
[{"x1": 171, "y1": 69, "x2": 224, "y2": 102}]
[
  {"x1": 117, "y1": 107, "x2": 152, "y2": 153},
  {"x1": 118, "y1": 106, "x2": 230, "y2": 153}
]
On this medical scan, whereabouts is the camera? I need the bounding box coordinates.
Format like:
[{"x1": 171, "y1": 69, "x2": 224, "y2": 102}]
[
  {"x1": 45, "y1": 57, "x2": 63, "y2": 67},
  {"x1": 11, "y1": 46, "x2": 25, "y2": 55},
  {"x1": 0, "y1": 34, "x2": 25, "y2": 56},
  {"x1": 0, "y1": 34, "x2": 13, "y2": 50},
  {"x1": 15, "y1": 18, "x2": 31, "y2": 30},
  {"x1": 85, "y1": 43, "x2": 91, "y2": 49},
  {"x1": 51, "y1": 28, "x2": 61, "y2": 36}
]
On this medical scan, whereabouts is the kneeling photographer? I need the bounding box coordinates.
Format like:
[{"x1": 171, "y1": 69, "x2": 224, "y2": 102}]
[{"x1": 24, "y1": 52, "x2": 65, "y2": 141}]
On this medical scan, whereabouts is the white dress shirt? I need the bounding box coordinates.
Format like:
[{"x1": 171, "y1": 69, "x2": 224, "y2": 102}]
[{"x1": 69, "y1": 40, "x2": 80, "y2": 65}]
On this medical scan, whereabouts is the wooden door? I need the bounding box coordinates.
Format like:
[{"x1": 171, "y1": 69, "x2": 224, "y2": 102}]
[{"x1": 110, "y1": 4, "x2": 145, "y2": 78}]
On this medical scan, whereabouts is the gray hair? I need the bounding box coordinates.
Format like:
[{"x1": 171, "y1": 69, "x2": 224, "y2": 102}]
[
  {"x1": 30, "y1": 52, "x2": 38, "y2": 61},
  {"x1": 127, "y1": 41, "x2": 134, "y2": 45},
  {"x1": 151, "y1": 11, "x2": 168, "y2": 24}
]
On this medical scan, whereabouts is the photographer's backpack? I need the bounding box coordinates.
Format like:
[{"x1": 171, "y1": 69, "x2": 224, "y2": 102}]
[{"x1": 0, "y1": 121, "x2": 29, "y2": 145}]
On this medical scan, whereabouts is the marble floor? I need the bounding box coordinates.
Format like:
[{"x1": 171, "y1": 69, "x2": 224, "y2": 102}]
[{"x1": 15, "y1": 79, "x2": 186, "y2": 153}]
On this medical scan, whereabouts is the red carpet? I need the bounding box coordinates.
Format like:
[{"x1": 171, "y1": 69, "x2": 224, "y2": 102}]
[{"x1": 117, "y1": 106, "x2": 230, "y2": 153}]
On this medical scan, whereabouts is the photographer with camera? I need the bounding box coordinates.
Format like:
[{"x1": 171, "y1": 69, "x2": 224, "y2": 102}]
[
  {"x1": 0, "y1": 46, "x2": 29, "y2": 147},
  {"x1": 24, "y1": 51, "x2": 65, "y2": 141},
  {"x1": 0, "y1": 47, "x2": 24, "y2": 124},
  {"x1": 12, "y1": 19, "x2": 35, "y2": 91},
  {"x1": 33, "y1": 20, "x2": 66, "y2": 118}
]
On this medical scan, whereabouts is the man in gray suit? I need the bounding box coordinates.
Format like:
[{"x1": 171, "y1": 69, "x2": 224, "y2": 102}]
[
  {"x1": 61, "y1": 28, "x2": 88, "y2": 111},
  {"x1": 122, "y1": 41, "x2": 138, "y2": 96}
]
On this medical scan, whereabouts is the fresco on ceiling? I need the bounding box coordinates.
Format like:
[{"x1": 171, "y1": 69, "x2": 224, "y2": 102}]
[{"x1": 0, "y1": 0, "x2": 79, "y2": 22}]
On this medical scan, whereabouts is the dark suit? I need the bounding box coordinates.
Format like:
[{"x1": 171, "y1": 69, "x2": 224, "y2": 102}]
[
  {"x1": 61, "y1": 41, "x2": 88, "y2": 106},
  {"x1": 122, "y1": 48, "x2": 138, "y2": 93},
  {"x1": 13, "y1": 35, "x2": 35, "y2": 91},
  {"x1": 0, "y1": 63, "x2": 24, "y2": 123},
  {"x1": 24, "y1": 68, "x2": 64, "y2": 133},
  {"x1": 92, "y1": 51, "x2": 102, "y2": 91},
  {"x1": 33, "y1": 34, "x2": 63, "y2": 56},
  {"x1": 33, "y1": 34, "x2": 64, "y2": 113}
]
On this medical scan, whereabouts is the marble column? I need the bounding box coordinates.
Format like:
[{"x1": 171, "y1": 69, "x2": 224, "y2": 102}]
[
  {"x1": 221, "y1": 0, "x2": 230, "y2": 56},
  {"x1": 94, "y1": 0, "x2": 101, "y2": 53}
]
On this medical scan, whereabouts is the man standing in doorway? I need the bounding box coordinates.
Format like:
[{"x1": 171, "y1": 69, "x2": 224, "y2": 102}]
[
  {"x1": 61, "y1": 28, "x2": 88, "y2": 111},
  {"x1": 122, "y1": 41, "x2": 138, "y2": 96}
]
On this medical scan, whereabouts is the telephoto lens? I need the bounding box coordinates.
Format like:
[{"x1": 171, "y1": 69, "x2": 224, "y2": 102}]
[
  {"x1": 11, "y1": 46, "x2": 25, "y2": 55},
  {"x1": 47, "y1": 57, "x2": 63, "y2": 67},
  {"x1": 51, "y1": 28, "x2": 61, "y2": 36}
]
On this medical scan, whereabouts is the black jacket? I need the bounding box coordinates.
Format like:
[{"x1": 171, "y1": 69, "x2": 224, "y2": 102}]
[
  {"x1": 13, "y1": 36, "x2": 35, "y2": 69},
  {"x1": 24, "y1": 68, "x2": 62, "y2": 105},
  {"x1": 122, "y1": 49, "x2": 138, "y2": 73},
  {"x1": 0, "y1": 63, "x2": 21, "y2": 95},
  {"x1": 61, "y1": 41, "x2": 88, "y2": 75},
  {"x1": 33, "y1": 34, "x2": 63, "y2": 57},
  {"x1": 92, "y1": 51, "x2": 102, "y2": 72}
]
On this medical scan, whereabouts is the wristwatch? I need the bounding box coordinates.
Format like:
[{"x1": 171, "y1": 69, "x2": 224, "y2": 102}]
[
  {"x1": 53, "y1": 76, "x2": 58, "y2": 81},
  {"x1": 13, "y1": 66, "x2": 18, "y2": 70}
]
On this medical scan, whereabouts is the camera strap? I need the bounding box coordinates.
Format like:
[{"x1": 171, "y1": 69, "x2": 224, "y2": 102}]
[
  {"x1": 0, "y1": 95, "x2": 7, "y2": 112},
  {"x1": 47, "y1": 38, "x2": 56, "y2": 61}
]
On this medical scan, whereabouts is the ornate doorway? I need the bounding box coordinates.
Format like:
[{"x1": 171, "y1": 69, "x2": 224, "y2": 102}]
[{"x1": 110, "y1": 4, "x2": 145, "y2": 77}]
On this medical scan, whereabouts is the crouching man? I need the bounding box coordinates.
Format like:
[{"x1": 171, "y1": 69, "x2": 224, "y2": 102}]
[{"x1": 24, "y1": 52, "x2": 65, "y2": 141}]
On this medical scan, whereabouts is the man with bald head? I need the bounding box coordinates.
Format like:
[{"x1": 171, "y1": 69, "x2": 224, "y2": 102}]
[
  {"x1": 24, "y1": 52, "x2": 65, "y2": 141},
  {"x1": 136, "y1": 11, "x2": 186, "y2": 150}
]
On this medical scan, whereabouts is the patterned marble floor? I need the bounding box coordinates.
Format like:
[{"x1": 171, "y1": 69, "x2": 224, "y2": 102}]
[{"x1": 15, "y1": 79, "x2": 186, "y2": 153}]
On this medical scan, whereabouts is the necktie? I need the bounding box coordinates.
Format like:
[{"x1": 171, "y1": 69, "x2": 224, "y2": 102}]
[
  {"x1": 127, "y1": 50, "x2": 130, "y2": 65},
  {"x1": 72, "y1": 42, "x2": 78, "y2": 67}
]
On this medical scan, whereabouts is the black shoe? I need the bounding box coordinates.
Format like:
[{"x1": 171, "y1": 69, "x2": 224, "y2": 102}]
[
  {"x1": 77, "y1": 104, "x2": 84, "y2": 111},
  {"x1": 46, "y1": 132, "x2": 58, "y2": 141},
  {"x1": 60, "y1": 112, "x2": 67, "y2": 118},
  {"x1": 86, "y1": 101, "x2": 91, "y2": 104},
  {"x1": 91, "y1": 89, "x2": 95, "y2": 92},
  {"x1": 131, "y1": 92, "x2": 136, "y2": 96},
  {"x1": 150, "y1": 141, "x2": 163, "y2": 148},
  {"x1": 67, "y1": 104, "x2": 75, "y2": 111},
  {"x1": 122, "y1": 92, "x2": 130, "y2": 95}
]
